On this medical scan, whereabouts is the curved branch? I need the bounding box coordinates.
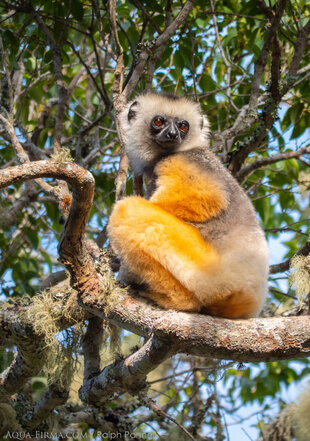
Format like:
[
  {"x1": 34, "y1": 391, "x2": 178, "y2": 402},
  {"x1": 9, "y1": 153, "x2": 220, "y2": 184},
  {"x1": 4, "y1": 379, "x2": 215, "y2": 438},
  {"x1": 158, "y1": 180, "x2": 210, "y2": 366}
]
[
  {"x1": 2, "y1": 162, "x2": 310, "y2": 395},
  {"x1": 0, "y1": 160, "x2": 100, "y2": 292}
]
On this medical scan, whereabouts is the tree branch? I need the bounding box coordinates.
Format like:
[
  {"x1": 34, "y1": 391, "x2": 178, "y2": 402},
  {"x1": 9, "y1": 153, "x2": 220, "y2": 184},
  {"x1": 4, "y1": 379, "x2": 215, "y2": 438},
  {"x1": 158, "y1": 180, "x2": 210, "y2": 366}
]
[
  {"x1": 139, "y1": 393, "x2": 196, "y2": 441},
  {"x1": 0, "y1": 160, "x2": 100, "y2": 294},
  {"x1": 0, "y1": 307, "x2": 46, "y2": 394},
  {"x1": 269, "y1": 241, "x2": 310, "y2": 274},
  {"x1": 82, "y1": 316, "x2": 103, "y2": 381},
  {"x1": 23, "y1": 381, "x2": 70, "y2": 430},
  {"x1": 123, "y1": 0, "x2": 195, "y2": 98},
  {"x1": 236, "y1": 145, "x2": 310, "y2": 181},
  {"x1": 288, "y1": 19, "x2": 310, "y2": 76},
  {"x1": 248, "y1": 0, "x2": 287, "y2": 112},
  {"x1": 0, "y1": 286, "x2": 85, "y2": 396},
  {"x1": 0, "y1": 112, "x2": 61, "y2": 198},
  {"x1": 78, "y1": 271, "x2": 310, "y2": 364},
  {"x1": 79, "y1": 333, "x2": 176, "y2": 405},
  {"x1": 0, "y1": 183, "x2": 38, "y2": 227}
]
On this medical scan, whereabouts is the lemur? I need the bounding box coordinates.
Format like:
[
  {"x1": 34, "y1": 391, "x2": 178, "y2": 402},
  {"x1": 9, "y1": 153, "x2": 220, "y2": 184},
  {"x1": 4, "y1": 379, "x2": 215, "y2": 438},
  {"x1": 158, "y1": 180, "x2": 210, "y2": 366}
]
[{"x1": 107, "y1": 93, "x2": 269, "y2": 318}]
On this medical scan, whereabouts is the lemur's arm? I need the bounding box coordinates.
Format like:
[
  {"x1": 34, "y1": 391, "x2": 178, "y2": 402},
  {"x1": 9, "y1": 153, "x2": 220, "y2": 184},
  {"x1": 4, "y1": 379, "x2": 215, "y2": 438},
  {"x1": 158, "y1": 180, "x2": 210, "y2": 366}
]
[{"x1": 150, "y1": 155, "x2": 228, "y2": 222}]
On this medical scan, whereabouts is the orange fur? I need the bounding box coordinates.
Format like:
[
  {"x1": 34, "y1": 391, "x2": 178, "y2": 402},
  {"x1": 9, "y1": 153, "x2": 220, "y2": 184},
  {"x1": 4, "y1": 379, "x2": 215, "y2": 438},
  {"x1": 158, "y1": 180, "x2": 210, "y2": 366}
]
[
  {"x1": 150, "y1": 155, "x2": 228, "y2": 222},
  {"x1": 203, "y1": 292, "x2": 261, "y2": 319},
  {"x1": 107, "y1": 196, "x2": 220, "y2": 312},
  {"x1": 108, "y1": 190, "x2": 264, "y2": 318},
  {"x1": 109, "y1": 93, "x2": 268, "y2": 319},
  {"x1": 108, "y1": 196, "x2": 263, "y2": 317}
]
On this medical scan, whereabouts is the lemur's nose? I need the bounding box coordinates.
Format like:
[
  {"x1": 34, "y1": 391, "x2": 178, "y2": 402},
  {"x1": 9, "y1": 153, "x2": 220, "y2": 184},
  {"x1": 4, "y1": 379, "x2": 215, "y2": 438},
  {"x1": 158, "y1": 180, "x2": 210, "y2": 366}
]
[{"x1": 167, "y1": 126, "x2": 178, "y2": 139}]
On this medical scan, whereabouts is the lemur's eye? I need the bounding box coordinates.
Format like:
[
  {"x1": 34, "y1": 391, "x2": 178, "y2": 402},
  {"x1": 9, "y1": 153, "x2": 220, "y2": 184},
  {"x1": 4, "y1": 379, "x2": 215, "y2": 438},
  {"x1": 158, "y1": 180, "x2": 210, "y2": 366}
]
[
  {"x1": 179, "y1": 121, "x2": 189, "y2": 133},
  {"x1": 153, "y1": 117, "x2": 164, "y2": 127}
]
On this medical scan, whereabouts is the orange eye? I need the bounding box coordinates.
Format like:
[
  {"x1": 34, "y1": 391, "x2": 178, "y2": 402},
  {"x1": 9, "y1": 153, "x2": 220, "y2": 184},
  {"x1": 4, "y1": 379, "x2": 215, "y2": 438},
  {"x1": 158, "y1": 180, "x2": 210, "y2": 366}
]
[
  {"x1": 179, "y1": 123, "x2": 189, "y2": 132},
  {"x1": 154, "y1": 118, "x2": 164, "y2": 127}
]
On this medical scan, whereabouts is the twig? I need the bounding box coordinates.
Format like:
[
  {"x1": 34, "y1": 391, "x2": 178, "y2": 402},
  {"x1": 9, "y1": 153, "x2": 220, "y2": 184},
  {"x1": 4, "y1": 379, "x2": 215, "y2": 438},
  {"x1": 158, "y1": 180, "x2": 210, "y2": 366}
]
[
  {"x1": 269, "y1": 241, "x2": 310, "y2": 274},
  {"x1": 139, "y1": 393, "x2": 197, "y2": 441},
  {"x1": 236, "y1": 145, "x2": 310, "y2": 180}
]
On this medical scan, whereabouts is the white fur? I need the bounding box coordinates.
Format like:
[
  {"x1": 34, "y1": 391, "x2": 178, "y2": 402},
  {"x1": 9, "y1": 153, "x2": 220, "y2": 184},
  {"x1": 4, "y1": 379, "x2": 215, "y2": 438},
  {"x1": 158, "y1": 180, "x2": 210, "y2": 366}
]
[
  {"x1": 140, "y1": 223, "x2": 268, "y2": 315},
  {"x1": 120, "y1": 93, "x2": 210, "y2": 174},
  {"x1": 117, "y1": 92, "x2": 269, "y2": 317}
]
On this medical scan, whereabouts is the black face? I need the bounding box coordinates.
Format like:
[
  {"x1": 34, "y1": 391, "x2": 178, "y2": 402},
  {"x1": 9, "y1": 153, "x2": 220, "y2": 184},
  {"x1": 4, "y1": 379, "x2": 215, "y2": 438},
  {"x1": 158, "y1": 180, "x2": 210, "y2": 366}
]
[{"x1": 150, "y1": 115, "x2": 189, "y2": 149}]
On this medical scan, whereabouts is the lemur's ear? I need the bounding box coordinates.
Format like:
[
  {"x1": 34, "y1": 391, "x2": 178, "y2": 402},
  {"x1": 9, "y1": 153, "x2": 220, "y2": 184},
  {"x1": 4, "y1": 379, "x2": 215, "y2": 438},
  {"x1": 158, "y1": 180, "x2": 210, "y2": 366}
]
[
  {"x1": 128, "y1": 101, "x2": 138, "y2": 121},
  {"x1": 200, "y1": 114, "x2": 210, "y2": 144}
]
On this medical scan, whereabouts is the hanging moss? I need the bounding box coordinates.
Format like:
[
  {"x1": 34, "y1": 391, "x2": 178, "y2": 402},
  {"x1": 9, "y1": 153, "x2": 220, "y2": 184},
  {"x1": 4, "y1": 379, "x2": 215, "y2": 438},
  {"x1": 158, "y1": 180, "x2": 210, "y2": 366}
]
[
  {"x1": 51, "y1": 147, "x2": 73, "y2": 163},
  {"x1": 289, "y1": 255, "x2": 310, "y2": 308}
]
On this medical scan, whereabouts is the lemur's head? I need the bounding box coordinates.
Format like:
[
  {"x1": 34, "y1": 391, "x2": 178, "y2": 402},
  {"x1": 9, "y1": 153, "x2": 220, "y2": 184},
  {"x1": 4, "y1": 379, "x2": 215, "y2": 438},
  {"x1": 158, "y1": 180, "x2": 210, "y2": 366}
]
[{"x1": 120, "y1": 93, "x2": 210, "y2": 174}]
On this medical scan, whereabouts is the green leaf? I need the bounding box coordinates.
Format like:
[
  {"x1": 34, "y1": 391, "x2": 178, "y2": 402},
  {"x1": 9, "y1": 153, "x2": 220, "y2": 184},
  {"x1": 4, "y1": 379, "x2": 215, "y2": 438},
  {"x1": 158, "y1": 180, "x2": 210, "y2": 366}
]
[
  {"x1": 71, "y1": 0, "x2": 84, "y2": 21},
  {"x1": 26, "y1": 229, "x2": 40, "y2": 249}
]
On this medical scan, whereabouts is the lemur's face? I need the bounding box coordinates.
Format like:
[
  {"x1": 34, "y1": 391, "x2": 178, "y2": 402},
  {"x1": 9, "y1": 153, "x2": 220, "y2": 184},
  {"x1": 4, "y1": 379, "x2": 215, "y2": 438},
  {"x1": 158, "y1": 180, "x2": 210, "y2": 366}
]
[
  {"x1": 150, "y1": 115, "x2": 190, "y2": 150},
  {"x1": 123, "y1": 94, "x2": 209, "y2": 169}
]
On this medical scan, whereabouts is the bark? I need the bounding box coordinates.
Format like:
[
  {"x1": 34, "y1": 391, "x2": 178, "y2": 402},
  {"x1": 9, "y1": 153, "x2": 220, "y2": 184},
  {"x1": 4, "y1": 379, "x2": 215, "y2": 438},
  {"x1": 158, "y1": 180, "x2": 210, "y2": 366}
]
[
  {"x1": 0, "y1": 160, "x2": 101, "y2": 295},
  {"x1": 80, "y1": 284, "x2": 310, "y2": 363},
  {"x1": 79, "y1": 334, "x2": 175, "y2": 405},
  {"x1": 0, "y1": 287, "x2": 86, "y2": 396}
]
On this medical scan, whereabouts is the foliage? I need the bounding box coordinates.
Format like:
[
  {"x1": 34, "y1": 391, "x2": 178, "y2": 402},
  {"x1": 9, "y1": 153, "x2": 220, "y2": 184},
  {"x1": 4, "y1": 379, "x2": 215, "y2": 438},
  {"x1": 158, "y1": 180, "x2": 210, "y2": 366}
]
[{"x1": 0, "y1": 0, "x2": 309, "y2": 439}]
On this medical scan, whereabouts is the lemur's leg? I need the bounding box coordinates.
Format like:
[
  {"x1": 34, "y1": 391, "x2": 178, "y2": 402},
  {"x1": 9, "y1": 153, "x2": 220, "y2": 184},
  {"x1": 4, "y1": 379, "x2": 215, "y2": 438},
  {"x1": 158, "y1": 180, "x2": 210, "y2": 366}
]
[{"x1": 107, "y1": 196, "x2": 220, "y2": 312}]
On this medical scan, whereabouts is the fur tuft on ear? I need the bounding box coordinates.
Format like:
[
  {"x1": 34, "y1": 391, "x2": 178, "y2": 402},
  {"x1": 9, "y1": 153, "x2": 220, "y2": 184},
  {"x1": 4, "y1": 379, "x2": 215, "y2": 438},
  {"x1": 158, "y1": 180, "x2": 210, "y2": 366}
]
[
  {"x1": 128, "y1": 101, "x2": 138, "y2": 121},
  {"x1": 200, "y1": 114, "x2": 210, "y2": 145}
]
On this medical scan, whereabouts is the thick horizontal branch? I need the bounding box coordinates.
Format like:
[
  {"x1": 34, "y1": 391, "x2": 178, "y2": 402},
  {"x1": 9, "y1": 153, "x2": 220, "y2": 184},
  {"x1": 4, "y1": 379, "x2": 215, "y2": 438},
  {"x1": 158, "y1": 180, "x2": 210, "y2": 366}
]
[{"x1": 79, "y1": 279, "x2": 310, "y2": 363}]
